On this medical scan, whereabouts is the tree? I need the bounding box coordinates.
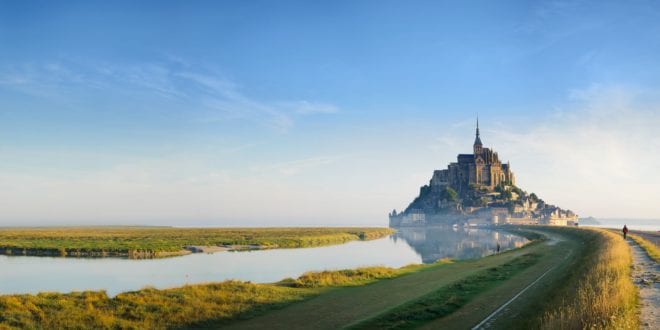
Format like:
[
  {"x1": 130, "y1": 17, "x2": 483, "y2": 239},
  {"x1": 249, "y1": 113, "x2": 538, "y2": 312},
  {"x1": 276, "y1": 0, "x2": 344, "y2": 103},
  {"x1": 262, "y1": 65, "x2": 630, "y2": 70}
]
[
  {"x1": 443, "y1": 187, "x2": 458, "y2": 202},
  {"x1": 419, "y1": 185, "x2": 431, "y2": 198},
  {"x1": 501, "y1": 190, "x2": 513, "y2": 200},
  {"x1": 530, "y1": 193, "x2": 538, "y2": 202},
  {"x1": 511, "y1": 185, "x2": 524, "y2": 196}
]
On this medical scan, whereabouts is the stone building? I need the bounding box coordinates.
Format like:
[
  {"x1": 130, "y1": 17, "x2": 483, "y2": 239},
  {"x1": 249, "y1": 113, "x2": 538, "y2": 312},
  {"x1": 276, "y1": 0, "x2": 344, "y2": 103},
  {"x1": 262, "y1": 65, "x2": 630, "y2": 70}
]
[
  {"x1": 389, "y1": 119, "x2": 578, "y2": 228},
  {"x1": 430, "y1": 119, "x2": 515, "y2": 196}
]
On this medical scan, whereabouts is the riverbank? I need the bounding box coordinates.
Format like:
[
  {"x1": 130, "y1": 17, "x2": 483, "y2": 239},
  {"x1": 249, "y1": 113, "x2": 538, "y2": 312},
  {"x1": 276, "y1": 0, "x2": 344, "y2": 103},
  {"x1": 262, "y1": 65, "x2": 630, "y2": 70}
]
[
  {"x1": 0, "y1": 263, "x2": 433, "y2": 329},
  {"x1": 0, "y1": 229, "x2": 536, "y2": 329},
  {"x1": 0, "y1": 227, "x2": 394, "y2": 258},
  {"x1": 0, "y1": 226, "x2": 638, "y2": 329}
]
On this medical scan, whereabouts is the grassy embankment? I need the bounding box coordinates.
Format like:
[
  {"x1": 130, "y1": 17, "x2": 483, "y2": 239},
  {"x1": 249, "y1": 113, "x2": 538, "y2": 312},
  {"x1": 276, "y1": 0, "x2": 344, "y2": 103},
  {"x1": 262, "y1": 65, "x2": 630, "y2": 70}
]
[
  {"x1": 0, "y1": 227, "x2": 394, "y2": 258},
  {"x1": 629, "y1": 233, "x2": 660, "y2": 263},
  {"x1": 538, "y1": 227, "x2": 638, "y2": 329},
  {"x1": 0, "y1": 265, "x2": 427, "y2": 330},
  {"x1": 350, "y1": 252, "x2": 541, "y2": 329},
  {"x1": 334, "y1": 227, "x2": 638, "y2": 329}
]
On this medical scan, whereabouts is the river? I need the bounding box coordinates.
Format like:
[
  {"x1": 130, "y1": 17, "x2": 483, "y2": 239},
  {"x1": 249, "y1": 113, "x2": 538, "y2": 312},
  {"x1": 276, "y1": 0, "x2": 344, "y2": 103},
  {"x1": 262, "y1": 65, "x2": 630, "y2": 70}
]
[{"x1": 0, "y1": 227, "x2": 528, "y2": 296}]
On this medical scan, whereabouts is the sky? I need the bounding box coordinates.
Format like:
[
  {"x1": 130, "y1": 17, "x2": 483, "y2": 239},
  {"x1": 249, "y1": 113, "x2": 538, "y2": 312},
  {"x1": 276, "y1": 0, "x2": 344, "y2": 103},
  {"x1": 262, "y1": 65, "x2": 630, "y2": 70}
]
[{"x1": 1, "y1": 0, "x2": 659, "y2": 226}]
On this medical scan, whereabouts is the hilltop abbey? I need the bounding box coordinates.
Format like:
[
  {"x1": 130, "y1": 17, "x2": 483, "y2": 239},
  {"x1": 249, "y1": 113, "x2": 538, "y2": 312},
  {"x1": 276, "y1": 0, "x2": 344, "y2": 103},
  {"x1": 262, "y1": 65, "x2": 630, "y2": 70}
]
[
  {"x1": 430, "y1": 119, "x2": 515, "y2": 196},
  {"x1": 389, "y1": 119, "x2": 577, "y2": 227}
]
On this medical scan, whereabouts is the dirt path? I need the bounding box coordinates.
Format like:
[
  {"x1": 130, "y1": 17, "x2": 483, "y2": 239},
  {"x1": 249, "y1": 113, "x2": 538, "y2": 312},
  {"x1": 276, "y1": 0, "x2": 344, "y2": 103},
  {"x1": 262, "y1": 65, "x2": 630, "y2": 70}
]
[{"x1": 629, "y1": 240, "x2": 660, "y2": 329}]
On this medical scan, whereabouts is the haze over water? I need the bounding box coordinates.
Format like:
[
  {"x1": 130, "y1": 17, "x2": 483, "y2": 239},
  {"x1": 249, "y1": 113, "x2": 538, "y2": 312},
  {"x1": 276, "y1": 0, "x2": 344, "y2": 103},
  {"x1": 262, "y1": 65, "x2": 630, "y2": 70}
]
[{"x1": 584, "y1": 219, "x2": 660, "y2": 232}]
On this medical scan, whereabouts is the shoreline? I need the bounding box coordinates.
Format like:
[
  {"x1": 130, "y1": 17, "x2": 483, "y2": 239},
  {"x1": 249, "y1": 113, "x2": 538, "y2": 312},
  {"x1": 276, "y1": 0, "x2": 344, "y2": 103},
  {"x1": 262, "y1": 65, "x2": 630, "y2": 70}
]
[
  {"x1": 0, "y1": 227, "x2": 544, "y2": 329},
  {"x1": 4, "y1": 227, "x2": 635, "y2": 329},
  {"x1": 1, "y1": 228, "x2": 535, "y2": 297},
  {"x1": 0, "y1": 227, "x2": 394, "y2": 259},
  {"x1": 0, "y1": 244, "x2": 268, "y2": 259}
]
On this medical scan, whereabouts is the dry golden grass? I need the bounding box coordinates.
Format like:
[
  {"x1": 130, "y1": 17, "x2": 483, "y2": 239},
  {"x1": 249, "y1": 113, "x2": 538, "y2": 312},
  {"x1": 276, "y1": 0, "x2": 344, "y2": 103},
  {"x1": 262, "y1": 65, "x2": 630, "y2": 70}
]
[
  {"x1": 0, "y1": 282, "x2": 312, "y2": 330},
  {"x1": 629, "y1": 233, "x2": 660, "y2": 263},
  {"x1": 0, "y1": 266, "x2": 412, "y2": 329},
  {"x1": 541, "y1": 228, "x2": 638, "y2": 330}
]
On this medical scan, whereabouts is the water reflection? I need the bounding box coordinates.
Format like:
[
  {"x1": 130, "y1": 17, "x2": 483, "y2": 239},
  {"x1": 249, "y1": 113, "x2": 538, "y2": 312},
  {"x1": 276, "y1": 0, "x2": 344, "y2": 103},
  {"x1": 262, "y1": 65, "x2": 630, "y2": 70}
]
[
  {"x1": 0, "y1": 227, "x2": 527, "y2": 296},
  {"x1": 392, "y1": 227, "x2": 528, "y2": 263}
]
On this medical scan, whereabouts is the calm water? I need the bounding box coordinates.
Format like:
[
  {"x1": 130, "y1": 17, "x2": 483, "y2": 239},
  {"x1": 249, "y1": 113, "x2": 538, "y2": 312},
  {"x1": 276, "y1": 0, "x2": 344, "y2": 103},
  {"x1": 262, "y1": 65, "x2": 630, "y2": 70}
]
[{"x1": 0, "y1": 227, "x2": 528, "y2": 296}]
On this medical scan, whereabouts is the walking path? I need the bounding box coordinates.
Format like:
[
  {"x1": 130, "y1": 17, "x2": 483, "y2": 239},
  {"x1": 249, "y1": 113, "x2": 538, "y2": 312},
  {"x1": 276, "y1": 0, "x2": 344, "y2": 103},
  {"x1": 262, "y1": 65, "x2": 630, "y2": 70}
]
[
  {"x1": 420, "y1": 231, "x2": 578, "y2": 329},
  {"x1": 224, "y1": 229, "x2": 581, "y2": 329},
  {"x1": 225, "y1": 248, "x2": 532, "y2": 330},
  {"x1": 629, "y1": 240, "x2": 660, "y2": 329}
]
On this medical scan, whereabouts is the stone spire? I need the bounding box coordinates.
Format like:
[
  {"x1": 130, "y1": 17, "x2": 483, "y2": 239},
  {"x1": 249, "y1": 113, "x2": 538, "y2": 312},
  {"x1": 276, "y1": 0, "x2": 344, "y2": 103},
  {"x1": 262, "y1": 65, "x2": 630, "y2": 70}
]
[{"x1": 474, "y1": 116, "x2": 483, "y2": 147}]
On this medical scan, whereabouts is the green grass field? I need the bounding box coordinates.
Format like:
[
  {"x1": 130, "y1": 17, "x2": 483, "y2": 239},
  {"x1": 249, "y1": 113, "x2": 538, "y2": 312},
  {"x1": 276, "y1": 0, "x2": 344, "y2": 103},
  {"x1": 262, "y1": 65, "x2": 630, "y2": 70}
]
[{"x1": 0, "y1": 227, "x2": 394, "y2": 257}]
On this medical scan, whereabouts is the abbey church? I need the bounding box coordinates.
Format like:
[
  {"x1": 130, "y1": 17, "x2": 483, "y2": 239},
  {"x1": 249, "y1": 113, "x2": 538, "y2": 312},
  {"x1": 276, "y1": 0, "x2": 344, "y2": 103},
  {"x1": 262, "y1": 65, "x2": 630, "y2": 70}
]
[
  {"x1": 389, "y1": 119, "x2": 577, "y2": 227},
  {"x1": 430, "y1": 120, "x2": 515, "y2": 196}
]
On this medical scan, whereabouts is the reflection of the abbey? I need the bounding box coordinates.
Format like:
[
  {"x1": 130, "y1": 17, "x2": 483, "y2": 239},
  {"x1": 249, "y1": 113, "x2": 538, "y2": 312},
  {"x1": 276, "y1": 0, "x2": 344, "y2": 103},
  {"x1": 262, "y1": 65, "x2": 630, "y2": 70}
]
[{"x1": 391, "y1": 227, "x2": 529, "y2": 263}]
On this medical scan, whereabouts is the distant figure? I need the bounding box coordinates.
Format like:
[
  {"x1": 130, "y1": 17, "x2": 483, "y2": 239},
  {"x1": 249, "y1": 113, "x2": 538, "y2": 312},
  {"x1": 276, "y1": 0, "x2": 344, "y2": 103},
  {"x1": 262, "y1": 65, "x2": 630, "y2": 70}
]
[
  {"x1": 623, "y1": 225, "x2": 628, "y2": 239},
  {"x1": 496, "y1": 242, "x2": 501, "y2": 253}
]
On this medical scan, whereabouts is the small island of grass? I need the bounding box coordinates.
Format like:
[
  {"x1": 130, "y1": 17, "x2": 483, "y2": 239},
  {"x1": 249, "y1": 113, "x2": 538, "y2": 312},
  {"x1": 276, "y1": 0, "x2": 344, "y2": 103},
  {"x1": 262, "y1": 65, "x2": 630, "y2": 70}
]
[{"x1": 0, "y1": 227, "x2": 395, "y2": 258}]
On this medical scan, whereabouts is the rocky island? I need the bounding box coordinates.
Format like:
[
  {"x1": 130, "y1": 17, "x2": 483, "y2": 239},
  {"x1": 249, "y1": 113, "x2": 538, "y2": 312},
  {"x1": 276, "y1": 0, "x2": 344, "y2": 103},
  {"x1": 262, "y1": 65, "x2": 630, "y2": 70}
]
[{"x1": 390, "y1": 120, "x2": 578, "y2": 227}]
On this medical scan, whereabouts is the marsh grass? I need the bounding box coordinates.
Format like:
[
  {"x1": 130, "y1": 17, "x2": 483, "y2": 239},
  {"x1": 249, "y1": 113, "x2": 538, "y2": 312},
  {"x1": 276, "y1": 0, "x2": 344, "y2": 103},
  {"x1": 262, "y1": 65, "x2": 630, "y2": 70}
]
[
  {"x1": 541, "y1": 228, "x2": 638, "y2": 329},
  {"x1": 0, "y1": 282, "x2": 312, "y2": 330},
  {"x1": 0, "y1": 227, "x2": 394, "y2": 257},
  {"x1": 629, "y1": 233, "x2": 660, "y2": 263},
  {"x1": 0, "y1": 265, "x2": 415, "y2": 330},
  {"x1": 280, "y1": 262, "x2": 436, "y2": 288},
  {"x1": 285, "y1": 267, "x2": 398, "y2": 287}
]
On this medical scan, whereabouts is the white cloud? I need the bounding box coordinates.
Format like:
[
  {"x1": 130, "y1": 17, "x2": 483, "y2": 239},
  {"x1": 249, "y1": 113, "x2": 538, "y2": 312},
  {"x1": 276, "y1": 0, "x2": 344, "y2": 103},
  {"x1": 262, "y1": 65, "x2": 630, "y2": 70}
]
[
  {"x1": 2, "y1": 60, "x2": 657, "y2": 224},
  {"x1": 0, "y1": 61, "x2": 340, "y2": 132},
  {"x1": 249, "y1": 156, "x2": 340, "y2": 176},
  {"x1": 0, "y1": 153, "x2": 370, "y2": 226},
  {"x1": 426, "y1": 85, "x2": 660, "y2": 219},
  {"x1": 486, "y1": 85, "x2": 660, "y2": 218},
  {"x1": 282, "y1": 101, "x2": 339, "y2": 115}
]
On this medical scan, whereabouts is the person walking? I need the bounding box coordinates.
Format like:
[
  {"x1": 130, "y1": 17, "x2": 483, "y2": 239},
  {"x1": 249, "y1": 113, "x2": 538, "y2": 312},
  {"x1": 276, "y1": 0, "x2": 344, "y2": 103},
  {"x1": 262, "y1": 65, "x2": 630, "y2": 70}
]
[
  {"x1": 623, "y1": 224, "x2": 628, "y2": 239},
  {"x1": 496, "y1": 242, "x2": 501, "y2": 253}
]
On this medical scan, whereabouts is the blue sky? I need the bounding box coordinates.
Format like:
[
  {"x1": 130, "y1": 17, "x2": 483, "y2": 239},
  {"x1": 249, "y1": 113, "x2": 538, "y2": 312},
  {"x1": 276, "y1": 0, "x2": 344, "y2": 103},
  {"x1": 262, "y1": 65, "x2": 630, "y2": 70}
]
[{"x1": 1, "y1": 1, "x2": 660, "y2": 226}]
